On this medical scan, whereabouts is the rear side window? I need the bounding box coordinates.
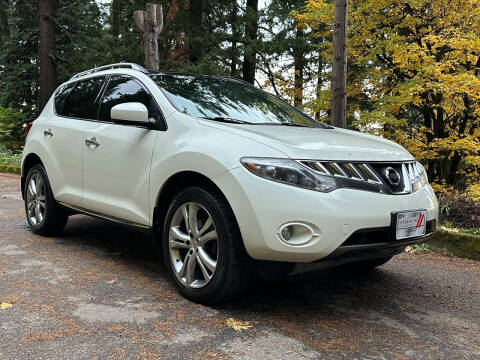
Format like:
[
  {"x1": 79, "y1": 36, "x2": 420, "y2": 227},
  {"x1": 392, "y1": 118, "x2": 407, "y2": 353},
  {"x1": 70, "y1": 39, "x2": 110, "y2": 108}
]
[
  {"x1": 54, "y1": 83, "x2": 75, "y2": 115},
  {"x1": 62, "y1": 77, "x2": 105, "y2": 119},
  {"x1": 98, "y1": 76, "x2": 160, "y2": 122}
]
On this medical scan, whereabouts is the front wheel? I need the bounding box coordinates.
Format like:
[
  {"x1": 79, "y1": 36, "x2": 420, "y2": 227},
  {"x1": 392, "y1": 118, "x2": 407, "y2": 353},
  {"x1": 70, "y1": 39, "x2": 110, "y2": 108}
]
[
  {"x1": 162, "y1": 187, "x2": 250, "y2": 304},
  {"x1": 24, "y1": 164, "x2": 68, "y2": 236}
]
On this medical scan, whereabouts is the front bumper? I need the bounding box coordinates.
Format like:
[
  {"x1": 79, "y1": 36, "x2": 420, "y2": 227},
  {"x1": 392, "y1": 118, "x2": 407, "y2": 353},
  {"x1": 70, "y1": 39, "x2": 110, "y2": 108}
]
[{"x1": 215, "y1": 166, "x2": 439, "y2": 263}]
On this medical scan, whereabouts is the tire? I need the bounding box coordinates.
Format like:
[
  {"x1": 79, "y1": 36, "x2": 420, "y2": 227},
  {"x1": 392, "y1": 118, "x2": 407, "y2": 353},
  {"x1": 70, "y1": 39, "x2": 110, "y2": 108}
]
[
  {"x1": 162, "y1": 186, "x2": 250, "y2": 304},
  {"x1": 347, "y1": 256, "x2": 393, "y2": 271},
  {"x1": 24, "y1": 164, "x2": 68, "y2": 236}
]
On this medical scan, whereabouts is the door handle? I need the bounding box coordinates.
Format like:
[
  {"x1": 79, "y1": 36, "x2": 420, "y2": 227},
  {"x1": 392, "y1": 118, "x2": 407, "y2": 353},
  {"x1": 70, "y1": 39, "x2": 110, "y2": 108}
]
[
  {"x1": 43, "y1": 128, "x2": 53, "y2": 137},
  {"x1": 85, "y1": 137, "x2": 100, "y2": 148}
]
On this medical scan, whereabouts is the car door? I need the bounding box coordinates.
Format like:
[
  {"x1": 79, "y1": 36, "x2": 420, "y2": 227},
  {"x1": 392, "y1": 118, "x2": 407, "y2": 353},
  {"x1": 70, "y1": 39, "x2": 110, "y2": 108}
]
[
  {"x1": 42, "y1": 77, "x2": 105, "y2": 207},
  {"x1": 82, "y1": 75, "x2": 161, "y2": 226}
]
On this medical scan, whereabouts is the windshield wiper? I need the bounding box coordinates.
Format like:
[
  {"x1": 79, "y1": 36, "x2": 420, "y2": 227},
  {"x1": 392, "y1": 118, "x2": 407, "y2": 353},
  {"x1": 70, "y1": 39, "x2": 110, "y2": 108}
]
[
  {"x1": 253, "y1": 122, "x2": 316, "y2": 128},
  {"x1": 198, "y1": 116, "x2": 252, "y2": 124}
]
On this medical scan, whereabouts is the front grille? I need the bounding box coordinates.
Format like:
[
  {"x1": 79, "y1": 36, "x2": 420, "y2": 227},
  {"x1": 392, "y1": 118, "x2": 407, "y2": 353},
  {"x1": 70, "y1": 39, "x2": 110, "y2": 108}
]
[
  {"x1": 341, "y1": 227, "x2": 391, "y2": 246},
  {"x1": 299, "y1": 160, "x2": 424, "y2": 195},
  {"x1": 340, "y1": 220, "x2": 436, "y2": 246}
]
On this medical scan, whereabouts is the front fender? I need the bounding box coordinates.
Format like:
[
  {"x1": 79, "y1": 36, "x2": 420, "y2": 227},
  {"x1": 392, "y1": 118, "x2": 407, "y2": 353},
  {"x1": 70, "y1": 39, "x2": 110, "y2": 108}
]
[{"x1": 148, "y1": 128, "x2": 286, "y2": 226}]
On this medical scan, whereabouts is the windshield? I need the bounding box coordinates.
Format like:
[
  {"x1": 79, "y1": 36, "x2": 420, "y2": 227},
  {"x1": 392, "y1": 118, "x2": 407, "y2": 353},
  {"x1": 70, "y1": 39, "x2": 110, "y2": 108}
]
[{"x1": 149, "y1": 74, "x2": 328, "y2": 128}]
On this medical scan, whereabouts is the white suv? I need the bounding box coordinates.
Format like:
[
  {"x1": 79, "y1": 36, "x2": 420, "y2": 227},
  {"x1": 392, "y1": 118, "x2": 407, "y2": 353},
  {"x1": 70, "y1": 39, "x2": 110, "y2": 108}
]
[{"x1": 22, "y1": 63, "x2": 439, "y2": 303}]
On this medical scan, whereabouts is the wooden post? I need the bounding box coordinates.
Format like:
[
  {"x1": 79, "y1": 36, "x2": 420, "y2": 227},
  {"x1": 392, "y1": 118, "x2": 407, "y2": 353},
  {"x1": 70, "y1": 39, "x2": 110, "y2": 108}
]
[
  {"x1": 330, "y1": 0, "x2": 348, "y2": 128},
  {"x1": 134, "y1": 3, "x2": 163, "y2": 71}
]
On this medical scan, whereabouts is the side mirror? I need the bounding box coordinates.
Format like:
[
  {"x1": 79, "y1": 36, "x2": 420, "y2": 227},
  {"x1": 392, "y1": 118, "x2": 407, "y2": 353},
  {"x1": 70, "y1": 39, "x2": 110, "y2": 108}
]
[{"x1": 111, "y1": 102, "x2": 154, "y2": 128}]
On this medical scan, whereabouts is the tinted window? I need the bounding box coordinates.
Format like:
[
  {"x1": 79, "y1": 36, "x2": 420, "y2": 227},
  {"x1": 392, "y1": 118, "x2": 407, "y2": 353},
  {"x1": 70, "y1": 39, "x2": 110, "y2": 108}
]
[
  {"x1": 98, "y1": 76, "x2": 160, "y2": 122},
  {"x1": 62, "y1": 77, "x2": 105, "y2": 119},
  {"x1": 149, "y1": 74, "x2": 327, "y2": 128},
  {"x1": 54, "y1": 83, "x2": 75, "y2": 116}
]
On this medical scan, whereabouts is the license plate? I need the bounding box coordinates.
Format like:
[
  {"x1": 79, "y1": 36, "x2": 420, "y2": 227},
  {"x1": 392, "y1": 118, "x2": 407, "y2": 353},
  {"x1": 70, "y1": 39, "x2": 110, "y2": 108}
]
[{"x1": 395, "y1": 210, "x2": 427, "y2": 240}]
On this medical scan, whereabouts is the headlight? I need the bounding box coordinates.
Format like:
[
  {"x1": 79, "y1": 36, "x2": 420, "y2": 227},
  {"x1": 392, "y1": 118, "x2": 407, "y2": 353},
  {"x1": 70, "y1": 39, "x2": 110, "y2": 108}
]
[
  {"x1": 240, "y1": 157, "x2": 340, "y2": 192},
  {"x1": 411, "y1": 161, "x2": 428, "y2": 193}
]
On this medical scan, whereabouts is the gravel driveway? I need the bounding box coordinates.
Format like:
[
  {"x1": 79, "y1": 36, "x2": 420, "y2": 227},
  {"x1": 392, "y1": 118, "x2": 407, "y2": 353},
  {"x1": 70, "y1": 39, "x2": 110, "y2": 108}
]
[{"x1": 1, "y1": 174, "x2": 479, "y2": 359}]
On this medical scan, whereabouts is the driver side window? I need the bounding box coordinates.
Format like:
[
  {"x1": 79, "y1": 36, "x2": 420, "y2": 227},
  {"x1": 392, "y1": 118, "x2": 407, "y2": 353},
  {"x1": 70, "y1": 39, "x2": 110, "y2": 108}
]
[{"x1": 98, "y1": 75, "x2": 161, "y2": 124}]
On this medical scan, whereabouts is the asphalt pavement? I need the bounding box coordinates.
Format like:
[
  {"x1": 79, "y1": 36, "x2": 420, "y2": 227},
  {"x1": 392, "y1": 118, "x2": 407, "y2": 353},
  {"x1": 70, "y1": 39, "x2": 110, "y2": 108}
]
[{"x1": 1, "y1": 173, "x2": 479, "y2": 359}]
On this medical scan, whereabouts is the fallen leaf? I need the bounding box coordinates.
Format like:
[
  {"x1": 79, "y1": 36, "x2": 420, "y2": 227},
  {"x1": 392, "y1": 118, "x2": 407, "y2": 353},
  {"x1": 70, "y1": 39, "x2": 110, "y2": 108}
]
[
  {"x1": 0, "y1": 302, "x2": 13, "y2": 310},
  {"x1": 106, "y1": 280, "x2": 117, "y2": 284},
  {"x1": 226, "y1": 318, "x2": 252, "y2": 331}
]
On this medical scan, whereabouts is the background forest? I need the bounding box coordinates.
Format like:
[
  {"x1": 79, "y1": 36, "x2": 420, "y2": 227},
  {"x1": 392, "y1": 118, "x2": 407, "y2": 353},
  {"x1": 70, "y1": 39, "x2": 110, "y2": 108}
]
[{"x1": 0, "y1": 0, "x2": 479, "y2": 201}]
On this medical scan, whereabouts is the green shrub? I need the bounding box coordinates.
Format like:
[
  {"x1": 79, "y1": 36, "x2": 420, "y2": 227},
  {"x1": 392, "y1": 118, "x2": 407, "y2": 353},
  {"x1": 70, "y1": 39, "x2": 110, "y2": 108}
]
[
  {"x1": 438, "y1": 192, "x2": 480, "y2": 229},
  {"x1": 0, "y1": 106, "x2": 25, "y2": 151},
  {"x1": 0, "y1": 148, "x2": 22, "y2": 174}
]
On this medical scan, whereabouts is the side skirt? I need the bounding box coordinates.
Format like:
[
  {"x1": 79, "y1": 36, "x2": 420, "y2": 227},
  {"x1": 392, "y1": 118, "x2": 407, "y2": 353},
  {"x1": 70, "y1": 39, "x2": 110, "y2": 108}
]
[{"x1": 58, "y1": 201, "x2": 152, "y2": 234}]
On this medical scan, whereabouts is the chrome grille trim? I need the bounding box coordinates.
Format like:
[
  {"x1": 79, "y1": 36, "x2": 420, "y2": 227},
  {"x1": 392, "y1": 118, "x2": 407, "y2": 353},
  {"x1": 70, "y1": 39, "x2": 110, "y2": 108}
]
[
  {"x1": 330, "y1": 162, "x2": 348, "y2": 177},
  {"x1": 356, "y1": 163, "x2": 383, "y2": 184},
  {"x1": 298, "y1": 160, "x2": 423, "y2": 194},
  {"x1": 299, "y1": 160, "x2": 383, "y2": 184},
  {"x1": 340, "y1": 163, "x2": 363, "y2": 180}
]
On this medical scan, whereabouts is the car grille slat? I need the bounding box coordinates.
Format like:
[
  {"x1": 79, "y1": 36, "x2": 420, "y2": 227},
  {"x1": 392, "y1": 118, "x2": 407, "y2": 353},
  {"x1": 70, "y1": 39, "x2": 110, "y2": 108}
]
[
  {"x1": 298, "y1": 160, "x2": 421, "y2": 195},
  {"x1": 330, "y1": 162, "x2": 348, "y2": 177},
  {"x1": 340, "y1": 162, "x2": 364, "y2": 180}
]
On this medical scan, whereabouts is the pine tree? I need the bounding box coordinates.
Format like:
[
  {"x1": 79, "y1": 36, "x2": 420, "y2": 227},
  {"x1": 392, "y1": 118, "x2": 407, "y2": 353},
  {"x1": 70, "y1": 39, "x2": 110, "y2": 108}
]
[{"x1": 260, "y1": 0, "x2": 316, "y2": 105}]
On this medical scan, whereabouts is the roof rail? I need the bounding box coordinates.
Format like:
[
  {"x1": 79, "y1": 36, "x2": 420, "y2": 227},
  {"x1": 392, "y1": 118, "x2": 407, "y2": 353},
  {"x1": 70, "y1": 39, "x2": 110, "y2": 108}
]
[{"x1": 70, "y1": 63, "x2": 148, "y2": 80}]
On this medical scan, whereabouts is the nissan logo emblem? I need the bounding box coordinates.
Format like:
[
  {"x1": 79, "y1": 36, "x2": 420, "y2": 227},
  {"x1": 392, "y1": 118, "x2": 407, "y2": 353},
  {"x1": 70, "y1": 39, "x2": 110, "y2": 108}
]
[{"x1": 385, "y1": 167, "x2": 401, "y2": 186}]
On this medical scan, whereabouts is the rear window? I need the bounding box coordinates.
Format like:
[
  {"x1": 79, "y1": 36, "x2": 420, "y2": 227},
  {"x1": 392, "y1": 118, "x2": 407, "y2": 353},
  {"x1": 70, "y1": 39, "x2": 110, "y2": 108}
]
[
  {"x1": 54, "y1": 83, "x2": 75, "y2": 116},
  {"x1": 60, "y1": 76, "x2": 105, "y2": 119}
]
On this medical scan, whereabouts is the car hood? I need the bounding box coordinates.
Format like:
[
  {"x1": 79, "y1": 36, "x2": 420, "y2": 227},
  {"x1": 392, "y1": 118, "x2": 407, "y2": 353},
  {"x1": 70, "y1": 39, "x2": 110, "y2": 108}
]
[{"x1": 198, "y1": 120, "x2": 414, "y2": 162}]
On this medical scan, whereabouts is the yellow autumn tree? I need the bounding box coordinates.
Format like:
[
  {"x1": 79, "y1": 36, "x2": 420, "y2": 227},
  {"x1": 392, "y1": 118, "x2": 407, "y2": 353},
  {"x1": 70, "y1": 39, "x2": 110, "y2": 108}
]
[{"x1": 295, "y1": 0, "x2": 480, "y2": 192}]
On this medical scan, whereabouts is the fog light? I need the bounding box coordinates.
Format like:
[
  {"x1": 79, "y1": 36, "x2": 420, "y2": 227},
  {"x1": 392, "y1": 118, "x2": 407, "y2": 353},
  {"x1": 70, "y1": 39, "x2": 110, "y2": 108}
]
[
  {"x1": 281, "y1": 226, "x2": 293, "y2": 241},
  {"x1": 277, "y1": 222, "x2": 321, "y2": 246}
]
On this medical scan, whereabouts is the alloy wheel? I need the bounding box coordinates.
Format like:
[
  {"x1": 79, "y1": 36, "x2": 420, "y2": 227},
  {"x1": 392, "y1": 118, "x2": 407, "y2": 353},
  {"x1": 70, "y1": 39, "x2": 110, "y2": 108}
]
[
  {"x1": 168, "y1": 202, "x2": 218, "y2": 289},
  {"x1": 26, "y1": 173, "x2": 46, "y2": 226}
]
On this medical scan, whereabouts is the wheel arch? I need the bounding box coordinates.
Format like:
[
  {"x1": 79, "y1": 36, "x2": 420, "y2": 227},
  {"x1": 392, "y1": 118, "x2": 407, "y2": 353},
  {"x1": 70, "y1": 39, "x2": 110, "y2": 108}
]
[
  {"x1": 152, "y1": 171, "x2": 242, "y2": 250},
  {"x1": 21, "y1": 153, "x2": 44, "y2": 199}
]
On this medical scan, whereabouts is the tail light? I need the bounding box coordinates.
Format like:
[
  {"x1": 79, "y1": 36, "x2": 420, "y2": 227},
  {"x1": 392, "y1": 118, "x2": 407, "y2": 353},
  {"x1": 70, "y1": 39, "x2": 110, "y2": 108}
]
[{"x1": 24, "y1": 122, "x2": 33, "y2": 137}]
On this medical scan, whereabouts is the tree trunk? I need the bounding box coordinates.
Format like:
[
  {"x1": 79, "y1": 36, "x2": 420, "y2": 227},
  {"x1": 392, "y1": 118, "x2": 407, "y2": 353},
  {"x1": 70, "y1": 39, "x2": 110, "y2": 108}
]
[
  {"x1": 230, "y1": 3, "x2": 238, "y2": 76},
  {"x1": 111, "y1": 0, "x2": 121, "y2": 38},
  {"x1": 188, "y1": 0, "x2": 205, "y2": 63},
  {"x1": 315, "y1": 45, "x2": 324, "y2": 121},
  {"x1": 293, "y1": 28, "x2": 304, "y2": 107},
  {"x1": 38, "y1": 0, "x2": 56, "y2": 111},
  {"x1": 134, "y1": 3, "x2": 163, "y2": 71},
  {"x1": 447, "y1": 153, "x2": 461, "y2": 186},
  {"x1": 423, "y1": 106, "x2": 436, "y2": 181},
  {"x1": 163, "y1": 0, "x2": 188, "y2": 63},
  {"x1": 0, "y1": 0, "x2": 9, "y2": 46},
  {"x1": 330, "y1": 0, "x2": 348, "y2": 128},
  {"x1": 242, "y1": 0, "x2": 258, "y2": 84},
  {"x1": 447, "y1": 95, "x2": 472, "y2": 186}
]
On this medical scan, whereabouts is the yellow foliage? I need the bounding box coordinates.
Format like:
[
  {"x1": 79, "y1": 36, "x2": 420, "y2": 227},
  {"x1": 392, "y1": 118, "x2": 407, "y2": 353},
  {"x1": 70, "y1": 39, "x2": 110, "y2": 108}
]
[
  {"x1": 297, "y1": 0, "x2": 480, "y2": 188},
  {"x1": 0, "y1": 302, "x2": 13, "y2": 310},
  {"x1": 430, "y1": 183, "x2": 455, "y2": 196},
  {"x1": 467, "y1": 184, "x2": 480, "y2": 202},
  {"x1": 226, "y1": 318, "x2": 252, "y2": 331}
]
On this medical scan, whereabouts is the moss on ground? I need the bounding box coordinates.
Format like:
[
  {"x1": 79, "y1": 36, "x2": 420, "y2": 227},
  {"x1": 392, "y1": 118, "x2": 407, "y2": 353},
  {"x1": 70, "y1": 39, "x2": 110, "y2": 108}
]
[{"x1": 429, "y1": 227, "x2": 480, "y2": 260}]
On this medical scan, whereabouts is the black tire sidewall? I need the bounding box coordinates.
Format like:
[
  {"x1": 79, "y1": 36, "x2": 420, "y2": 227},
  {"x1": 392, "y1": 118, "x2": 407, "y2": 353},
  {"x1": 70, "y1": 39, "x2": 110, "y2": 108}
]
[
  {"x1": 162, "y1": 187, "x2": 237, "y2": 302},
  {"x1": 24, "y1": 164, "x2": 66, "y2": 235}
]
